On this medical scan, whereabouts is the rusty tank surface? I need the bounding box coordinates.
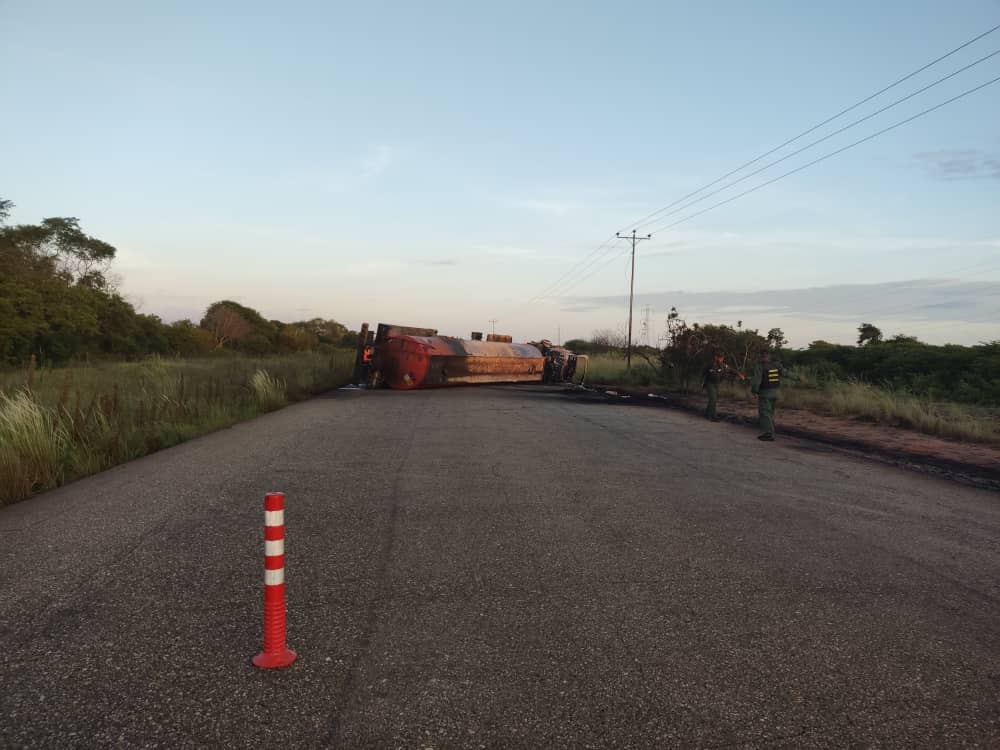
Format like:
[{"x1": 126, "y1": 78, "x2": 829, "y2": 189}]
[{"x1": 377, "y1": 335, "x2": 545, "y2": 389}]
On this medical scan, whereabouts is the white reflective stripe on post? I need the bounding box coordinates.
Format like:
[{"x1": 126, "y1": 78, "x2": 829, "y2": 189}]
[
  {"x1": 264, "y1": 539, "x2": 284, "y2": 556},
  {"x1": 264, "y1": 510, "x2": 284, "y2": 526},
  {"x1": 264, "y1": 568, "x2": 285, "y2": 586}
]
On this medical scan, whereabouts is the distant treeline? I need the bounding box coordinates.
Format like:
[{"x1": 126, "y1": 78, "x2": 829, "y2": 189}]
[
  {"x1": 786, "y1": 339, "x2": 1000, "y2": 406},
  {"x1": 0, "y1": 199, "x2": 358, "y2": 365},
  {"x1": 572, "y1": 309, "x2": 1000, "y2": 406}
]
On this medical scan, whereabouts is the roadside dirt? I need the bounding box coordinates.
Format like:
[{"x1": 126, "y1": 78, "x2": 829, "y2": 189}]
[{"x1": 570, "y1": 385, "x2": 1000, "y2": 491}]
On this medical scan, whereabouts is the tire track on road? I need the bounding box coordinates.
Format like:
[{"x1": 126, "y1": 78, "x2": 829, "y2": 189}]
[{"x1": 324, "y1": 396, "x2": 425, "y2": 746}]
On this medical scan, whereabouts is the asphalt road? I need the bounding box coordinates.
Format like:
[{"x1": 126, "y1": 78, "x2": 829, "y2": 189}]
[{"x1": 2, "y1": 385, "x2": 998, "y2": 749}]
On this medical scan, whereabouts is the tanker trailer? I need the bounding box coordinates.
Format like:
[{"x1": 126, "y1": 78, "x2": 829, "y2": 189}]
[{"x1": 376, "y1": 334, "x2": 545, "y2": 389}]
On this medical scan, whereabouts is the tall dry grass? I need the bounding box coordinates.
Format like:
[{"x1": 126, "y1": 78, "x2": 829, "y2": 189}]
[
  {"x1": 581, "y1": 354, "x2": 1000, "y2": 444},
  {"x1": 0, "y1": 389, "x2": 69, "y2": 504},
  {"x1": 772, "y1": 379, "x2": 1000, "y2": 444},
  {"x1": 250, "y1": 369, "x2": 287, "y2": 410},
  {"x1": 0, "y1": 350, "x2": 354, "y2": 506}
]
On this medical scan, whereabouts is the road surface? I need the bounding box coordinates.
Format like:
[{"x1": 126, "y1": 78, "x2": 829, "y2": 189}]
[{"x1": 1, "y1": 385, "x2": 998, "y2": 748}]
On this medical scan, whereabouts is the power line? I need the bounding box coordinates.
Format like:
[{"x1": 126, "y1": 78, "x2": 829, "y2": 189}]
[
  {"x1": 548, "y1": 74, "x2": 1000, "y2": 301},
  {"x1": 636, "y1": 47, "x2": 1000, "y2": 231},
  {"x1": 526, "y1": 23, "x2": 1000, "y2": 307},
  {"x1": 645, "y1": 74, "x2": 1000, "y2": 235},
  {"x1": 525, "y1": 234, "x2": 619, "y2": 304},
  {"x1": 538, "y1": 241, "x2": 627, "y2": 302},
  {"x1": 548, "y1": 245, "x2": 633, "y2": 302},
  {"x1": 624, "y1": 22, "x2": 1000, "y2": 233}
]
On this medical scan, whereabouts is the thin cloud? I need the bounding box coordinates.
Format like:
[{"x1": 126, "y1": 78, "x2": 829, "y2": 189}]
[
  {"x1": 467, "y1": 244, "x2": 567, "y2": 264},
  {"x1": 361, "y1": 145, "x2": 393, "y2": 179},
  {"x1": 914, "y1": 150, "x2": 1000, "y2": 181},
  {"x1": 327, "y1": 144, "x2": 395, "y2": 192},
  {"x1": 416, "y1": 258, "x2": 459, "y2": 266},
  {"x1": 640, "y1": 240, "x2": 688, "y2": 259},
  {"x1": 477, "y1": 245, "x2": 542, "y2": 258},
  {"x1": 568, "y1": 279, "x2": 1000, "y2": 324}
]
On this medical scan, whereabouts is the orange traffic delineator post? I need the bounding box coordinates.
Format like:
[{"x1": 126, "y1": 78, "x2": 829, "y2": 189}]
[{"x1": 252, "y1": 492, "x2": 297, "y2": 669}]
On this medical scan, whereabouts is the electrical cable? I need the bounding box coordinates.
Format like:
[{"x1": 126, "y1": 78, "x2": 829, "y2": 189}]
[
  {"x1": 551, "y1": 75, "x2": 1000, "y2": 301},
  {"x1": 633, "y1": 48, "x2": 1000, "y2": 230},
  {"x1": 644, "y1": 74, "x2": 1000, "y2": 236},
  {"x1": 511, "y1": 23, "x2": 1000, "y2": 319},
  {"x1": 623, "y1": 23, "x2": 1000, "y2": 233}
]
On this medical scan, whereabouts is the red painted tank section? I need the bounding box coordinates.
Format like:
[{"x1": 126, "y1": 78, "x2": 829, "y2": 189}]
[
  {"x1": 381, "y1": 336, "x2": 431, "y2": 389},
  {"x1": 378, "y1": 335, "x2": 545, "y2": 389}
]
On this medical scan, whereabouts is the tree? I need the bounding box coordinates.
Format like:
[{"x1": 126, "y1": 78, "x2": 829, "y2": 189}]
[
  {"x1": 277, "y1": 324, "x2": 319, "y2": 352},
  {"x1": 657, "y1": 308, "x2": 711, "y2": 388},
  {"x1": 0, "y1": 198, "x2": 358, "y2": 364},
  {"x1": 302, "y1": 318, "x2": 349, "y2": 345},
  {"x1": 0, "y1": 203, "x2": 154, "y2": 363},
  {"x1": 238, "y1": 332, "x2": 274, "y2": 355},
  {"x1": 704, "y1": 323, "x2": 768, "y2": 374},
  {"x1": 164, "y1": 320, "x2": 215, "y2": 356},
  {"x1": 651, "y1": 307, "x2": 770, "y2": 388},
  {"x1": 766, "y1": 327, "x2": 788, "y2": 350},
  {"x1": 201, "y1": 303, "x2": 254, "y2": 349},
  {"x1": 341, "y1": 330, "x2": 360, "y2": 349},
  {"x1": 857, "y1": 323, "x2": 883, "y2": 346},
  {"x1": 200, "y1": 300, "x2": 279, "y2": 353},
  {"x1": 590, "y1": 327, "x2": 627, "y2": 353},
  {"x1": 3, "y1": 215, "x2": 117, "y2": 290}
]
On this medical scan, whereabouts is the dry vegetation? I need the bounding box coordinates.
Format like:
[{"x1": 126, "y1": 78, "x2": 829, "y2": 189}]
[
  {"x1": 577, "y1": 354, "x2": 1000, "y2": 445},
  {"x1": 0, "y1": 351, "x2": 354, "y2": 506}
]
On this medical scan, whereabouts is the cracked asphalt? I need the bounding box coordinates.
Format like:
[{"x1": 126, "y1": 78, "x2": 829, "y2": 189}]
[{"x1": 1, "y1": 385, "x2": 998, "y2": 748}]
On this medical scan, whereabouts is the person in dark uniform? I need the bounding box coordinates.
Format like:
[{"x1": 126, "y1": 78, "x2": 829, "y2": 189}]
[
  {"x1": 360, "y1": 345, "x2": 373, "y2": 385},
  {"x1": 750, "y1": 350, "x2": 804, "y2": 441},
  {"x1": 702, "y1": 353, "x2": 742, "y2": 422}
]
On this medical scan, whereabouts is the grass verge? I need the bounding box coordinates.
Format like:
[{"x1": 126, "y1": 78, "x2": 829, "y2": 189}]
[
  {"x1": 0, "y1": 350, "x2": 354, "y2": 506},
  {"x1": 576, "y1": 353, "x2": 661, "y2": 387},
  {"x1": 578, "y1": 354, "x2": 1000, "y2": 445}
]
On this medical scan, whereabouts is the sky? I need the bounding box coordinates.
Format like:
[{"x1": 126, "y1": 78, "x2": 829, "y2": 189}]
[{"x1": 2, "y1": 0, "x2": 999, "y2": 347}]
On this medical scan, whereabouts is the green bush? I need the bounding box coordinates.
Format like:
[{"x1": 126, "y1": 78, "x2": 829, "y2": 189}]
[{"x1": 786, "y1": 340, "x2": 1000, "y2": 406}]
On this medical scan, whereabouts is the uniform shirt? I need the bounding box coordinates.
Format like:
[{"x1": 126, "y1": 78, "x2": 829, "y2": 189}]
[
  {"x1": 702, "y1": 363, "x2": 728, "y2": 386},
  {"x1": 751, "y1": 362, "x2": 789, "y2": 395}
]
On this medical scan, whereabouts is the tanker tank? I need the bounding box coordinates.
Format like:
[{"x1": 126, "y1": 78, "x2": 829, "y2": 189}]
[{"x1": 375, "y1": 334, "x2": 545, "y2": 389}]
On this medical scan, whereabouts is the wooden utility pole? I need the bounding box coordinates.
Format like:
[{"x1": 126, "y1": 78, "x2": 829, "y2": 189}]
[{"x1": 616, "y1": 230, "x2": 651, "y2": 369}]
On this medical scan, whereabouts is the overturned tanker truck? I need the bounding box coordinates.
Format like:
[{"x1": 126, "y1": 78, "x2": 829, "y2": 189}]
[{"x1": 352, "y1": 322, "x2": 585, "y2": 390}]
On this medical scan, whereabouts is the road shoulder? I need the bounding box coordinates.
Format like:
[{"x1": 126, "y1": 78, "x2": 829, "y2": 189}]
[{"x1": 566, "y1": 384, "x2": 1000, "y2": 491}]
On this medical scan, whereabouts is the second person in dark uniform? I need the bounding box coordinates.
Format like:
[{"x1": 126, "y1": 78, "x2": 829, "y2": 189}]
[
  {"x1": 702, "y1": 353, "x2": 742, "y2": 422},
  {"x1": 750, "y1": 350, "x2": 804, "y2": 441}
]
